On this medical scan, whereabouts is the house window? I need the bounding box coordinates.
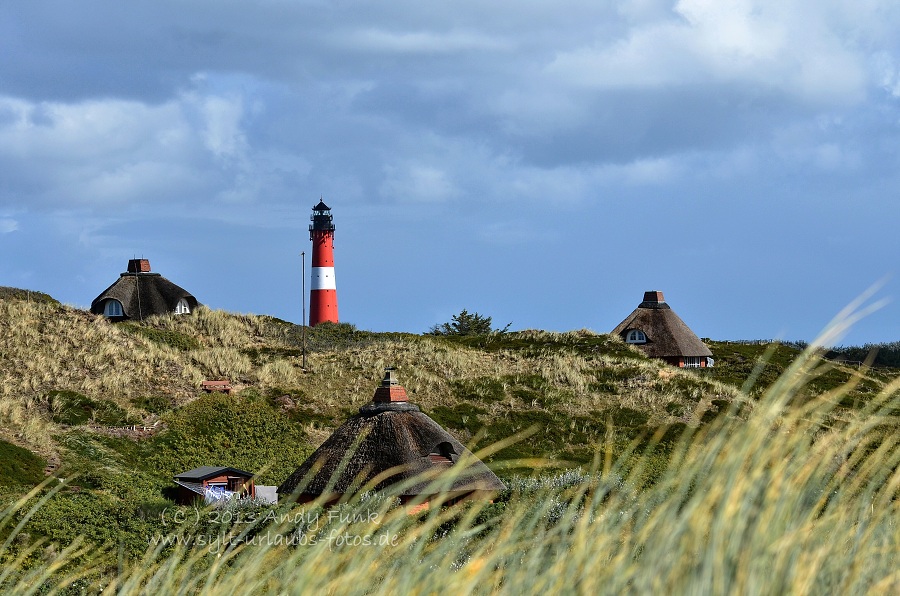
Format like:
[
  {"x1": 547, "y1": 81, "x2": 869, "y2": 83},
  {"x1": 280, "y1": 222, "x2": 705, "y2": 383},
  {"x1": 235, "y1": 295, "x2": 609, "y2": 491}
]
[
  {"x1": 104, "y1": 299, "x2": 123, "y2": 318},
  {"x1": 175, "y1": 299, "x2": 190, "y2": 315},
  {"x1": 428, "y1": 441, "x2": 455, "y2": 465},
  {"x1": 625, "y1": 329, "x2": 646, "y2": 344},
  {"x1": 684, "y1": 357, "x2": 702, "y2": 368}
]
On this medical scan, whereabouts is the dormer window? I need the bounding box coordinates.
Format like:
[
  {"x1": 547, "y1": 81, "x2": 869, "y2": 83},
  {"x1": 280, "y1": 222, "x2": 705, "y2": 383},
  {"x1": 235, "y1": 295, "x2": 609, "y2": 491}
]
[
  {"x1": 428, "y1": 441, "x2": 456, "y2": 465},
  {"x1": 103, "y1": 299, "x2": 123, "y2": 318},
  {"x1": 175, "y1": 298, "x2": 190, "y2": 315},
  {"x1": 625, "y1": 329, "x2": 647, "y2": 344}
]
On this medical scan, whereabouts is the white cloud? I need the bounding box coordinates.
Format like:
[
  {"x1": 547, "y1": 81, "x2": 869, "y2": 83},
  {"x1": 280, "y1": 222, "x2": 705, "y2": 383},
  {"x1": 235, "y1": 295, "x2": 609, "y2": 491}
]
[
  {"x1": 0, "y1": 84, "x2": 266, "y2": 210},
  {"x1": 873, "y1": 52, "x2": 900, "y2": 98},
  {"x1": 0, "y1": 218, "x2": 18, "y2": 233},
  {"x1": 334, "y1": 28, "x2": 511, "y2": 54},
  {"x1": 547, "y1": 0, "x2": 868, "y2": 104},
  {"x1": 379, "y1": 162, "x2": 459, "y2": 203},
  {"x1": 193, "y1": 94, "x2": 248, "y2": 160}
]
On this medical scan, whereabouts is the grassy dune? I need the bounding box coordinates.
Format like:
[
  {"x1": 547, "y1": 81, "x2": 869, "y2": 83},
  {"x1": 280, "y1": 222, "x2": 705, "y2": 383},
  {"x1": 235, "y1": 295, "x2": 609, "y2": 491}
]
[
  {"x1": 0, "y1": 333, "x2": 897, "y2": 593},
  {"x1": 0, "y1": 298, "x2": 744, "y2": 465},
  {"x1": 0, "y1": 291, "x2": 898, "y2": 592}
]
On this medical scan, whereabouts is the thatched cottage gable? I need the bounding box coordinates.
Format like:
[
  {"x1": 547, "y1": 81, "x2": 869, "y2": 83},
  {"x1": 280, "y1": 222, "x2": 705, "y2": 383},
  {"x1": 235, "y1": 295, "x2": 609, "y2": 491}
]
[
  {"x1": 612, "y1": 291, "x2": 713, "y2": 368},
  {"x1": 90, "y1": 259, "x2": 198, "y2": 321}
]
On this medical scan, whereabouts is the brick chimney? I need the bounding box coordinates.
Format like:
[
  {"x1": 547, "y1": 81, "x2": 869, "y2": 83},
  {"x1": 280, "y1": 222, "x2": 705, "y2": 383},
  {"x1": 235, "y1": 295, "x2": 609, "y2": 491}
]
[
  {"x1": 642, "y1": 291, "x2": 665, "y2": 304},
  {"x1": 372, "y1": 368, "x2": 408, "y2": 403},
  {"x1": 127, "y1": 259, "x2": 151, "y2": 273}
]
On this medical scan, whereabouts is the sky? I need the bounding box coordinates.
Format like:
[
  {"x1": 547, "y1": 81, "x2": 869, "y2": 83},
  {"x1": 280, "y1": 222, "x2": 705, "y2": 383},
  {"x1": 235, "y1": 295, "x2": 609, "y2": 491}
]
[{"x1": 2, "y1": 1, "x2": 900, "y2": 346}]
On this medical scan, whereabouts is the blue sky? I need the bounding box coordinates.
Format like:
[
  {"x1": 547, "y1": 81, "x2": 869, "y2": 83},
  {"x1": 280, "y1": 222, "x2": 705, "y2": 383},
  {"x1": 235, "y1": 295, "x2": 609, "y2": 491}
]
[{"x1": 2, "y1": 1, "x2": 899, "y2": 345}]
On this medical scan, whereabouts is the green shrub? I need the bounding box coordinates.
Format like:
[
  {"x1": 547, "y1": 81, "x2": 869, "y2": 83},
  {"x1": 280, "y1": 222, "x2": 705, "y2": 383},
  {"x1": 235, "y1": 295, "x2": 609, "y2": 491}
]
[
  {"x1": 119, "y1": 323, "x2": 201, "y2": 351},
  {"x1": 0, "y1": 286, "x2": 59, "y2": 304},
  {"x1": 132, "y1": 395, "x2": 173, "y2": 414},
  {"x1": 665, "y1": 401, "x2": 686, "y2": 417},
  {"x1": 48, "y1": 390, "x2": 95, "y2": 425},
  {"x1": 0, "y1": 440, "x2": 45, "y2": 486},
  {"x1": 25, "y1": 491, "x2": 160, "y2": 558},
  {"x1": 147, "y1": 392, "x2": 313, "y2": 485},
  {"x1": 48, "y1": 390, "x2": 132, "y2": 426}
]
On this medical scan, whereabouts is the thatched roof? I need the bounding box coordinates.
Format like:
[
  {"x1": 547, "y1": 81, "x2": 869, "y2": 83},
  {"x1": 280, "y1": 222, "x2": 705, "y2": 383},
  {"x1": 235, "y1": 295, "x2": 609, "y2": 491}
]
[
  {"x1": 611, "y1": 291, "x2": 712, "y2": 359},
  {"x1": 278, "y1": 370, "x2": 505, "y2": 499},
  {"x1": 90, "y1": 259, "x2": 198, "y2": 320}
]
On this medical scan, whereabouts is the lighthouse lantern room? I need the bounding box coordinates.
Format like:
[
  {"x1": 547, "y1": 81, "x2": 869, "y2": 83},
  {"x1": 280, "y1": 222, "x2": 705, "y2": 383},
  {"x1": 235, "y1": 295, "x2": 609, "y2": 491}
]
[{"x1": 309, "y1": 200, "x2": 339, "y2": 326}]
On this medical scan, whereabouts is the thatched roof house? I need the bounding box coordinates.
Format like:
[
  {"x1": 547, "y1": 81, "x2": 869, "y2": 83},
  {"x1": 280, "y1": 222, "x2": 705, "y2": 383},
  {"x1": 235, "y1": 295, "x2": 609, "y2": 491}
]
[
  {"x1": 278, "y1": 369, "x2": 505, "y2": 511},
  {"x1": 612, "y1": 291, "x2": 713, "y2": 368},
  {"x1": 90, "y1": 259, "x2": 198, "y2": 321}
]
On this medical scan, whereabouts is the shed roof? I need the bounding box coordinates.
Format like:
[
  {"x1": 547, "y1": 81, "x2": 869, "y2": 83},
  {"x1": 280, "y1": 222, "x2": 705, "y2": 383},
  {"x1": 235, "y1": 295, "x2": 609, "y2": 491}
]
[
  {"x1": 278, "y1": 371, "x2": 505, "y2": 499},
  {"x1": 90, "y1": 260, "x2": 198, "y2": 320},
  {"x1": 174, "y1": 466, "x2": 254, "y2": 482},
  {"x1": 611, "y1": 291, "x2": 712, "y2": 359}
]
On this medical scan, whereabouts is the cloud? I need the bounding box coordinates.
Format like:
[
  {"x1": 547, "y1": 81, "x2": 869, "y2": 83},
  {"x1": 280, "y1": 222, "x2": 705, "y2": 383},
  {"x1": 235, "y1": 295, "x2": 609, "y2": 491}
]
[
  {"x1": 0, "y1": 218, "x2": 18, "y2": 233},
  {"x1": 379, "y1": 162, "x2": 459, "y2": 203},
  {"x1": 196, "y1": 94, "x2": 247, "y2": 160},
  {"x1": 546, "y1": 0, "x2": 868, "y2": 104},
  {"x1": 332, "y1": 28, "x2": 511, "y2": 54},
  {"x1": 0, "y1": 82, "x2": 282, "y2": 212}
]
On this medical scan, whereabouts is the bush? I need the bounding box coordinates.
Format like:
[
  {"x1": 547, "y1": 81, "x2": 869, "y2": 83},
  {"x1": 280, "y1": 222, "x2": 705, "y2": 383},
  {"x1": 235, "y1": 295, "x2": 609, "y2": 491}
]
[
  {"x1": 48, "y1": 390, "x2": 132, "y2": 426},
  {"x1": 0, "y1": 440, "x2": 45, "y2": 486},
  {"x1": 427, "y1": 309, "x2": 510, "y2": 336},
  {"x1": 132, "y1": 395, "x2": 173, "y2": 414},
  {"x1": 119, "y1": 323, "x2": 201, "y2": 351},
  {"x1": 147, "y1": 392, "x2": 313, "y2": 485},
  {"x1": 0, "y1": 286, "x2": 59, "y2": 305}
]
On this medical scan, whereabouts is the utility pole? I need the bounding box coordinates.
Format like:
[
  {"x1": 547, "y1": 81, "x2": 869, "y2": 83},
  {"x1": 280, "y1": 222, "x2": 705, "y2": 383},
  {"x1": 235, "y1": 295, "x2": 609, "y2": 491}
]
[{"x1": 301, "y1": 251, "x2": 307, "y2": 369}]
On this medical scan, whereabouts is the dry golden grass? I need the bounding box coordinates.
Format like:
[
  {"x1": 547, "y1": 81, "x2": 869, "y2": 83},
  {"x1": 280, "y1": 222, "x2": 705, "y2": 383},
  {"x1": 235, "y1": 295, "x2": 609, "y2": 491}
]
[
  {"x1": 0, "y1": 300, "x2": 742, "y2": 458},
  {"x1": 2, "y1": 333, "x2": 897, "y2": 594}
]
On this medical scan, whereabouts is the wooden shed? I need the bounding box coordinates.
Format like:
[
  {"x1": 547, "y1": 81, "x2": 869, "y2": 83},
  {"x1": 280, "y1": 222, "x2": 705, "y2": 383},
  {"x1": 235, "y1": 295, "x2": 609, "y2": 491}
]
[{"x1": 173, "y1": 466, "x2": 256, "y2": 505}]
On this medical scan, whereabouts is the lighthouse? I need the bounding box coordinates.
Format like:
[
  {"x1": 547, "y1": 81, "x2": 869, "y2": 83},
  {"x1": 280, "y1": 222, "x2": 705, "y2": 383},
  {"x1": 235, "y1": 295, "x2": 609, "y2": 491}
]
[{"x1": 309, "y1": 199, "x2": 339, "y2": 326}]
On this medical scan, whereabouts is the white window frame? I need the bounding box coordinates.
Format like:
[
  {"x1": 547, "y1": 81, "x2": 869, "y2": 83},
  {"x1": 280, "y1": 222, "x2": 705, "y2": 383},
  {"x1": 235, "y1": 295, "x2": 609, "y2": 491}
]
[
  {"x1": 684, "y1": 356, "x2": 702, "y2": 368},
  {"x1": 104, "y1": 299, "x2": 123, "y2": 317},
  {"x1": 175, "y1": 298, "x2": 190, "y2": 315},
  {"x1": 625, "y1": 329, "x2": 646, "y2": 344}
]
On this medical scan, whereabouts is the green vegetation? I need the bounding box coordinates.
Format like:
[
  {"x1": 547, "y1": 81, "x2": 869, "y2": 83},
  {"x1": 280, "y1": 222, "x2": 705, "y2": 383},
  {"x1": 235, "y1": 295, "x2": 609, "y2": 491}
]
[
  {"x1": 147, "y1": 391, "x2": 312, "y2": 485},
  {"x1": 826, "y1": 340, "x2": 900, "y2": 368},
  {"x1": 119, "y1": 323, "x2": 202, "y2": 351},
  {"x1": 0, "y1": 293, "x2": 898, "y2": 591},
  {"x1": 0, "y1": 286, "x2": 59, "y2": 305},
  {"x1": 47, "y1": 390, "x2": 133, "y2": 426},
  {"x1": 0, "y1": 439, "x2": 45, "y2": 486},
  {"x1": 0, "y1": 338, "x2": 897, "y2": 592},
  {"x1": 427, "y1": 308, "x2": 510, "y2": 336}
]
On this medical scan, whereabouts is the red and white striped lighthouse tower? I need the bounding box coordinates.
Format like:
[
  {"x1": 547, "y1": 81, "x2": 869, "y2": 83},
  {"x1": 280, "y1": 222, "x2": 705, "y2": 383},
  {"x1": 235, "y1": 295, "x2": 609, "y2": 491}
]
[{"x1": 309, "y1": 199, "x2": 339, "y2": 326}]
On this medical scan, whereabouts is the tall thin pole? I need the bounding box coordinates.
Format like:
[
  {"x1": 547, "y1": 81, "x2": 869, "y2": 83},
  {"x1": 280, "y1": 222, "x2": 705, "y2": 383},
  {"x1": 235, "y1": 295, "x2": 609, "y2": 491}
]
[{"x1": 301, "y1": 251, "x2": 307, "y2": 369}]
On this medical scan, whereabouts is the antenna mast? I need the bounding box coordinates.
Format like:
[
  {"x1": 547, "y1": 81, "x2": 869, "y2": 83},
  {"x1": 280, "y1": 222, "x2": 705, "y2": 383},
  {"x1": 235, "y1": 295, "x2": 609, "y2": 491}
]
[{"x1": 301, "y1": 251, "x2": 307, "y2": 369}]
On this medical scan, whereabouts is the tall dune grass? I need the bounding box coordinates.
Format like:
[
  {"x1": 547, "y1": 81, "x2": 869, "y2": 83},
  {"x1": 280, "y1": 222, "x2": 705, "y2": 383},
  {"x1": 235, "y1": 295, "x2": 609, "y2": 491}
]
[{"x1": 3, "y1": 330, "x2": 898, "y2": 593}]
